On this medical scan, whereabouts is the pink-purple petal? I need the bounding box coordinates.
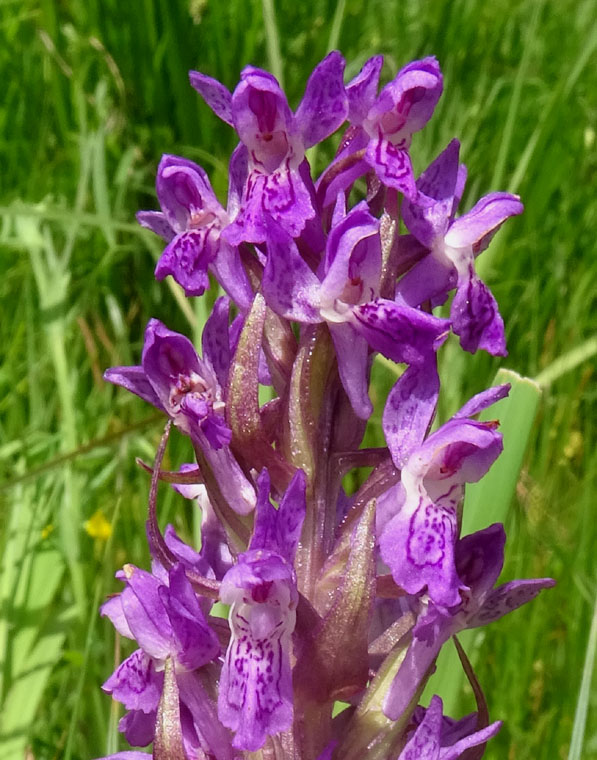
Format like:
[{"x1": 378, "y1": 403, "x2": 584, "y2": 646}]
[
  {"x1": 189, "y1": 70, "x2": 234, "y2": 125},
  {"x1": 330, "y1": 323, "x2": 373, "y2": 420},
  {"x1": 262, "y1": 225, "x2": 321, "y2": 322},
  {"x1": 444, "y1": 192, "x2": 523, "y2": 250},
  {"x1": 136, "y1": 210, "x2": 175, "y2": 243},
  {"x1": 295, "y1": 51, "x2": 348, "y2": 148},
  {"x1": 451, "y1": 267, "x2": 507, "y2": 356},
  {"x1": 102, "y1": 649, "x2": 163, "y2": 714},
  {"x1": 468, "y1": 577, "x2": 556, "y2": 628},
  {"x1": 154, "y1": 229, "x2": 215, "y2": 297},
  {"x1": 346, "y1": 55, "x2": 384, "y2": 125},
  {"x1": 383, "y1": 360, "x2": 440, "y2": 467},
  {"x1": 365, "y1": 137, "x2": 417, "y2": 199}
]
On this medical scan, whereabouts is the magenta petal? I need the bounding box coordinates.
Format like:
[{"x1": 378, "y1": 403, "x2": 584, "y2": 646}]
[
  {"x1": 402, "y1": 139, "x2": 461, "y2": 248},
  {"x1": 121, "y1": 568, "x2": 174, "y2": 660},
  {"x1": 118, "y1": 709, "x2": 156, "y2": 748},
  {"x1": 455, "y1": 523, "x2": 506, "y2": 599},
  {"x1": 103, "y1": 365, "x2": 164, "y2": 411},
  {"x1": 211, "y1": 239, "x2": 254, "y2": 310},
  {"x1": 156, "y1": 154, "x2": 220, "y2": 233},
  {"x1": 141, "y1": 319, "x2": 202, "y2": 408},
  {"x1": 102, "y1": 649, "x2": 163, "y2": 713},
  {"x1": 96, "y1": 752, "x2": 153, "y2": 760},
  {"x1": 165, "y1": 565, "x2": 220, "y2": 669},
  {"x1": 451, "y1": 268, "x2": 506, "y2": 356},
  {"x1": 352, "y1": 298, "x2": 450, "y2": 365},
  {"x1": 441, "y1": 720, "x2": 502, "y2": 760},
  {"x1": 346, "y1": 55, "x2": 384, "y2": 125},
  {"x1": 445, "y1": 192, "x2": 523, "y2": 251},
  {"x1": 224, "y1": 164, "x2": 315, "y2": 245},
  {"x1": 396, "y1": 694, "x2": 443, "y2": 758},
  {"x1": 262, "y1": 225, "x2": 321, "y2": 322},
  {"x1": 395, "y1": 254, "x2": 455, "y2": 310},
  {"x1": 383, "y1": 612, "x2": 451, "y2": 721},
  {"x1": 468, "y1": 577, "x2": 556, "y2": 628},
  {"x1": 295, "y1": 51, "x2": 348, "y2": 148},
  {"x1": 454, "y1": 383, "x2": 510, "y2": 419},
  {"x1": 383, "y1": 360, "x2": 440, "y2": 467},
  {"x1": 369, "y1": 56, "x2": 443, "y2": 136},
  {"x1": 136, "y1": 210, "x2": 175, "y2": 243},
  {"x1": 330, "y1": 323, "x2": 373, "y2": 420},
  {"x1": 380, "y1": 488, "x2": 462, "y2": 607},
  {"x1": 154, "y1": 229, "x2": 215, "y2": 297},
  {"x1": 201, "y1": 296, "x2": 232, "y2": 388},
  {"x1": 365, "y1": 137, "x2": 417, "y2": 199},
  {"x1": 100, "y1": 594, "x2": 134, "y2": 640},
  {"x1": 189, "y1": 70, "x2": 234, "y2": 125},
  {"x1": 250, "y1": 469, "x2": 307, "y2": 560}
]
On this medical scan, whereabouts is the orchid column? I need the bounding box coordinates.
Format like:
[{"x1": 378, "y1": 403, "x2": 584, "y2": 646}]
[{"x1": 99, "y1": 51, "x2": 553, "y2": 760}]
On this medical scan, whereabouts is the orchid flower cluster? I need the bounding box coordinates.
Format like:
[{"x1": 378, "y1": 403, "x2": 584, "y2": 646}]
[{"x1": 100, "y1": 52, "x2": 554, "y2": 760}]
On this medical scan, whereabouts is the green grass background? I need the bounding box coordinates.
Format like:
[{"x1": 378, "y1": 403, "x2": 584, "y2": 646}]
[{"x1": 0, "y1": 0, "x2": 596, "y2": 758}]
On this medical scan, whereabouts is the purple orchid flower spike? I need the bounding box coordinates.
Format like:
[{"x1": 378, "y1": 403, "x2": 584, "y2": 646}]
[
  {"x1": 263, "y1": 199, "x2": 449, "y2": 419},
  {"x1": 398, "y1": 695, "x2": 501, "y2": 759},
  {"x1": 190, "y1": 52, "x2": 348, "y2": 244},
  {"x1": 101, "y1": 562, "x2": 225, "y2": 755},
  {"x1": 137, "y1": 154, "x2": 252, "y2": 308},
  {"x1": 378, "y1": 385, "x2": 510, "y2": 608},
  {"x1": 398, "y1": 139, "x2": 524, "y2": 355},
  {"x1": 383, "y1": 523, "x2": 555, "y2": 720},
  {"x1": 218, "y1": 468, "x2": 306, "y2": 751},
  {"x1": 104, "y1": 316, "x2": 256, "y2": 515},
  {"x1": 319, "y1": 56, "x2": 443, "y2": 207}
]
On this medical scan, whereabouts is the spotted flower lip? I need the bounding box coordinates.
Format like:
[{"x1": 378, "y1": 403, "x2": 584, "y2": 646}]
[
  {"x1": 398, "y1": 138, "x2": 524, "y2": 356},
  {"x1": 378, "y1": 385, "x2": 510, "y2": 609},
  {"x1": 190, "y1": 52, "x2": 348, "y2": 243},
  {"x1": 217, "y1": 469, "x2": 306, "y2": 752},
  {"x1": 137, "y1": 154, "x2": 252, "y2": 308}
]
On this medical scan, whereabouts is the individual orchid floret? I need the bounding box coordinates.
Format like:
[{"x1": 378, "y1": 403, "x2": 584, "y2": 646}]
[
  {"x1": 378, "y1": 385, "x2": 510, "y2": 608},
  {"x1": 398, "y1": 138, "x2": 523, "y2": 355},
  {"x1": 190, "y1": 52, "x2": 348, "y2": 243},
  {"x1": 137, "y1": 154, "x2": 252, "y2": 308},
  {"x1": 319, "y1": 56, "x2": 443, "y2": 207},
  {"x1": 383, "y1": 523, "x2": 555, "y2": 720},
  {"x1": 104, "y1": 314, "x2": 256, "y2": 516},
  {"x1": 263, "y1": 199, "x2": 449, "y2": 419},
  {"x1": 218, "y1": 469, "x2": 306, "y2": 751},
  {"x1": 398, "y1": 695, "x2": 502, "y2": 759},
  {"x1": 101, "y1": 562, "x2": 221, "y2": 750},
  {"x1": 105, "y1": 318, "x2": 231, "y2": 449}
]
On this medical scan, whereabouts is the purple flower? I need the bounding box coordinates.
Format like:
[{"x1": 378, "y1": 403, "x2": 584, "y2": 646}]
[
  {"x1": 263, "y1": 199, "x2": 449, "y2": 419},
  {"x1": 378, "y1": 385, "x2": 510, "y2": 608},
  {"x1": 319, "y1": 56, "x2": 443, "y2": 206},
  {"x1": 105, "y1": 318, "x2": 231, "y2": 448},
  {"x1": 398, "y1": 139, "x2": 523, "y2": 355},
  {"x1": 104, "y1": 312, "x2": 256, "y2": 515},
  {"x1": 190, "y1": 52, "x2": 348, "y2": 243},
  {"x1": 398, "y1": 695, "x2": 501, "y2": 759},
  {"x1": 218, "y1": 469, "x2": 306, "y2": 751},
  {"x1": 101, "y1": 560, "x2": 221, "y2": 749},
  {"x1": 137, "y1": 155, "x2": 252, "y2": 307},
  {"x1": 383, "y1": 523, "x2": 555, "y2": 720}
]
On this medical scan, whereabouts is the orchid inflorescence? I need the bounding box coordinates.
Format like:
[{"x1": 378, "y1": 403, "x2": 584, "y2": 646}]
[{"x1": 99, "y1": 51, "x2": 554, "y2": 760}]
